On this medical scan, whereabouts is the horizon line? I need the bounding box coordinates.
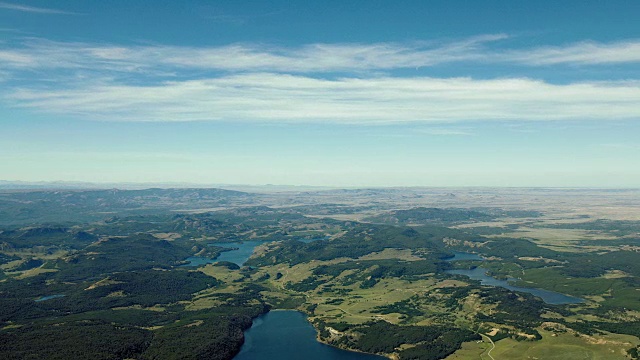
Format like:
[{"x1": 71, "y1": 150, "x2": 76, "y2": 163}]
[{"x1": 1, "y1": 180, "x2": 638, "y2": 191}]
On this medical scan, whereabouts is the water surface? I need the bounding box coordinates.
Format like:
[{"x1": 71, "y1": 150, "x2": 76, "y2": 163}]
[
  {"x1": 235, "y1": 310, "x2": 385, "y2": 360},
  {"x1": 181, "y1": 241, "x2": 263, "y2": 267},
  {"x1": 35, "y1": 294, "x2": 65, "y2": 302},
  {"x1": 180, "y1": 256, "x2": 217, "y2": 267},
  {"x1": 446, "y1": 267, "x2": 584, "y2": 304},
  {"x1": 210, "y1": 241, "x2": 264, "y2": 266},
  {"x1": 211, "y1": 238, "x2": 326, "y2": 265},
  {"x1": 187, "y1": 239, "x2": 324, "y2": 267}
]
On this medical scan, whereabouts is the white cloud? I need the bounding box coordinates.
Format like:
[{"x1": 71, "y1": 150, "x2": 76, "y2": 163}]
[
  {"x1": 0, "y1": 49, "x2": 36, "y2": 66},
  {"x1": 8, "y1": 73, "x2": 640, "y2": 123},
  {"x1": 503, "y1": 40, "x2": 640, "y2": 65},
  {"x1": 0, "y1": 35, "x2": 506, "y2": 74},
  {"x1": 2, "y1": 36, "x2": 640, "y2": 77},
  {"x1": 0, "y1": 1, "x2": 76, "y2": 15},
  {"x1": 1, "y1": 36, "x2": 640, "y2": 124}
]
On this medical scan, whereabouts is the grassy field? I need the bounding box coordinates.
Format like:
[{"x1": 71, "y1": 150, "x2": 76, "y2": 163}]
[
  {"x1": 185, "y1": 265, "x2": 248, "y2": 310},
  {"x1": 488, "y1": 227, "x2": 616, "y2": 252},
  {"x1": 309, "y1": 276, "x2": 438, "y2": 324},
  {"x1": 251, "y1": 257, "x2": 474, "y2": 325},
  {"x1": 443, "y1": 339, "x2": 489, "y2": 360},
  {"x1": 489, "y1": 329, "x2": 638, "y2": 360},
  {"x1": 445, "y1": 328, "x2": 638, "y2": 360}
]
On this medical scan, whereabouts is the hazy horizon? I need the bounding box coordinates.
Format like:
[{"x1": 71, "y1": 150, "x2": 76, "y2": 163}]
[{"x1": 2, "y1": 179, "x2": 640, "y2": 192}]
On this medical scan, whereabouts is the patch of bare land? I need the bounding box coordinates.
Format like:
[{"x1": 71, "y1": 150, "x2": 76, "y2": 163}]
[
  {"x1": 84, "y1": 277, "x2": 124, "y2": 290},
  {"x1": 14, "y1": 267, "x2": 58, "y2": 279},
  {"x1": 152, "y1": 232, "x2": 182, "y2": 240}
]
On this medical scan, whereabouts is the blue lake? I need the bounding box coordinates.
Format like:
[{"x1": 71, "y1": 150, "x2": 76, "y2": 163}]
[
  {"x1": 235, "y1": 310, "x2": 385, "y2": 360},
  {"x1": 180, "y1": 256, "x2": 217, "y2": 267},
  {"x1": 180, "y1": 241, "x2": 264, "y2": 267},
  {"x1": 211, "y1": 241, "x2": 265, "y2": 266},
  {"x1": 446, "y1": 267, "x2": 584, "y2": 305},
  {"x1": 184, "y1": 238, "x2": 328, "y2": 267},
  {"x1": 35, "y1": 294, "x2": 65, "y2": 302}
]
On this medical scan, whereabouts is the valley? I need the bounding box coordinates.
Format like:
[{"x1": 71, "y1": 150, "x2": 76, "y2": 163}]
[{"x1": 0, "y1": 187, "x2": 639, "y2": 359}]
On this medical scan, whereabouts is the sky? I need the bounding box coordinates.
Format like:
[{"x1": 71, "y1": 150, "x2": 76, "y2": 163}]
[{"x1": 1, "y1": 0, "x2": 639, "y2": 187}]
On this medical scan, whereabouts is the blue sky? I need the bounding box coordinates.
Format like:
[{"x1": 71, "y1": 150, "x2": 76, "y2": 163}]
[{"x1": 1, "y1": 0, "x2": 639, "y2": 187}]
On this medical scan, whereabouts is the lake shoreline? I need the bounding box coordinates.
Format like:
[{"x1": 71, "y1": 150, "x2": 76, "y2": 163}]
[
  {"x1": 446, "y1": 266, "x2": 584, "y2": 304},
  {"x1": 234, "y1": 309, "x2": 387, "y2": 360},
  {"x1": 309, "y1": 317, "x2": 394, "y2": 360}
]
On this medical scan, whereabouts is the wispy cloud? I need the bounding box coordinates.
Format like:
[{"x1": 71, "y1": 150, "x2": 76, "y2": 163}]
[
  {"x1": 1, "y1": 35, "x2": 640, "y2": 124},
  {"x1": 0, "y1": 1, "x2": 77, "y2": 15},
  {"x1": 504, "y1": 40, "x2": 640, "y2": 65},
  {"x1": 2, "y1": 36, "x2": 640, "y2": 77},
  {"x1": 0, "y1": 49, "x2": 36, "y2": 65},
  {"x1": 0, "y1": 28, "x2": 23, "y2": 32},
  {"x1": 7, "y1": 73, "x2": 640, "y2": 123},
  {"x1": 0, "y1": 35, "x2": 507, "y2": 74}
]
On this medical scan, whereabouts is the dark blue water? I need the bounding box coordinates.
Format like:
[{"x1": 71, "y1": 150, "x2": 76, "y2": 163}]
[
  {"x1": 180, "y1": 256, "x2": 217, "y2": 267},
  {"x1": 208, "y1": 238, "x2": 326, "y2": 266},
  {"x1": 185, "y1": 239, "x2": 326, "y2": 267},
  {"x1": 35, "y1": 294, "x2": 65, "y2": 302},
  {"x1": 181, "y1": 241, "x2": 263, "y2": 267},
  {"x1": 446, "y1": 267, "x2": 584, "y2": 305},
  {"x1": 444, "y1": 251, "x2": 484, "y2": 261},
  {"x1": 235, "y1": 311, "x2": 385, "y2": 360},
  {"x1": 211, "y1": 241, "x2": 264, "y2": 266}
]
